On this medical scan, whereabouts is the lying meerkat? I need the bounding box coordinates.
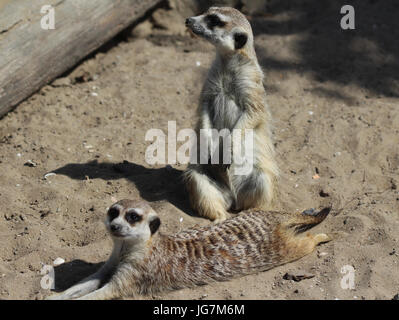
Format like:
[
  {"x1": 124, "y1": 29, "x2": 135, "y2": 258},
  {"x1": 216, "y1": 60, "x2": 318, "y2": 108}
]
[
  {"x1": 183, "y1": 7, "x2": 278, "y2": 222},
  {"x1": 47, "y1": 199, "x2": 330, "y2": 300}
]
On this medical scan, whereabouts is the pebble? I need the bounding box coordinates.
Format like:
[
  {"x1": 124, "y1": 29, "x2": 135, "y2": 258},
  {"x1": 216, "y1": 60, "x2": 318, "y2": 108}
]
[
  {"x1": 52, "y1": 77, "x2": 71, "y2": 87},
  {"x1": 24, "y1": 160, "x2": 37, "y2": 167},
  {"x1": 53, "y1": 257, "x2": 65, "y2": 266},
  {"x1": 283, "y1": 270, "x2": 315, "y2": 282},
  {"x1": 44, "y1": 173, "x2": 56, "y2": 180},
  {"x1": 318, "y1": 252, "x2": 328, "y2": 258}
]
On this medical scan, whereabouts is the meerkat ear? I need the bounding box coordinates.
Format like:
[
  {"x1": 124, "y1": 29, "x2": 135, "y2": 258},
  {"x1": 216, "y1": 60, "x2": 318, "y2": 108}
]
[
  {"x1": 234, "y1": 32, "x2": 248, "y2": 50},
  {"x1": 149, "y1": 216, "x2": 161, "y2": 235}
]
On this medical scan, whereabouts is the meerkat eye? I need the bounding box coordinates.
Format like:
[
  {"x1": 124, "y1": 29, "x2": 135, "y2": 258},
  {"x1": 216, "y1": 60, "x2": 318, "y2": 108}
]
[
  {"x1": 125, "y1": 211, "x2": 142, "y2": 224},
  {"x1": 206, "y1": 14, "x2": 226, "y2": 28},
  {"x1": 108, "y1": 207, "x2": 119, "y2": 221}
]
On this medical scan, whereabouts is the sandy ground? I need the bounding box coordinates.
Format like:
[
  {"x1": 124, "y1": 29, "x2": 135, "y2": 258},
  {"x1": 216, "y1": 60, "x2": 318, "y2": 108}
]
[{"x1": 0, "y1": 1, "x2": 398, "y2": 300}]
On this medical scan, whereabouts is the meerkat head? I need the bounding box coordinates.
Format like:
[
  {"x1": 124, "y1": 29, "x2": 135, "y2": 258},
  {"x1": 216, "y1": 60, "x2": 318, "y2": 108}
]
[
  {"x1": 185, "y1": 7, "x2": 254, "y2": 54},
  {"x1": 105, "y1": 199, "x2": 161, "y2": 243}
]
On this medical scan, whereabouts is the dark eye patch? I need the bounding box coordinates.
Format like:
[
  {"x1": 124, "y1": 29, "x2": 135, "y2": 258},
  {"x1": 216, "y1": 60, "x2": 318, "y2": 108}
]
[
  {"x1": 108, "y1": 207, "x2": 119, "y2": 221},
  {"x1": 125, "y1": 210, "x2": 142, "y2": 224},
  {"x1": 205, "y1": 14, "x2": 226, "y2": 29}
]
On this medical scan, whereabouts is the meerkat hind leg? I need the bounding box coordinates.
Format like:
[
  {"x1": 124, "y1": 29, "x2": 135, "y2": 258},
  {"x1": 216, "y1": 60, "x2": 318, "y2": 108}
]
[
  {"x1": 282, "y1": 232, "x2": 331, "y2": 264},
  {"x1": 231, "y1": 167, "x2": 273, "y2": 211},
  {"x1": 280, "y1": 208, "x2": 331, "y2": 263},
  {"x1": 184, "y1": 168, "x2": 232, "y2": 222}
]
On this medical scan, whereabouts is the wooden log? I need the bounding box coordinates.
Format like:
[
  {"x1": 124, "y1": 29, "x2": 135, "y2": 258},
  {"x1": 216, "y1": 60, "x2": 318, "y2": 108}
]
[{"x1": 0, "y1": 0, "x2": 161, "y2": 118}]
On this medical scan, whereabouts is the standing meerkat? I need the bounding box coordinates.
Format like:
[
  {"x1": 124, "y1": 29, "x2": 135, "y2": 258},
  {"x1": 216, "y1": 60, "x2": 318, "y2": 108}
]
[
  {"x1": 183, "y1": 7, "x2": 278, "y2": 222},
  {"x1": 47, "y1": 199, "x2": 330, "y2": 300}
]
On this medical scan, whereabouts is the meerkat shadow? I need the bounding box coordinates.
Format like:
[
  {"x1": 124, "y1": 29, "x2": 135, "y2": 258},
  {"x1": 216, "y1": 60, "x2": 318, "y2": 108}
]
[
  {"x1": 52, "y1": 260, "x2": 104, "y2": 292},
  {"x1": 52, "y1": 160, "x2": 197, "y2": 217}
]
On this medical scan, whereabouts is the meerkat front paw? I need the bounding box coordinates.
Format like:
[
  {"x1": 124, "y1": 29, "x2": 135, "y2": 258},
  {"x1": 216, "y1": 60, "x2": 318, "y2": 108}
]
[{"x1": 212, "y1": 212, "x2": 228, "y2": 224}]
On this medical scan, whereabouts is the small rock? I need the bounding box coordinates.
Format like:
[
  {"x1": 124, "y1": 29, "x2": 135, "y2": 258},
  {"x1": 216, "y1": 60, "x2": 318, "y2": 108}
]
[
  {"x1": 302, "y1": 208, "x2": 316, "y2": 216},
  {"x1": 40, "y1": 210, "x2": 51, "y2": 219},
  {"x1": 24, "y1": 160, "x2": 37, "y2": 167},
  {"x1": 43, "y1": 172, "x2": 56, "y2": 180},
  {"x1": 283, "y1": 271, "x2": 315, "y2": 282},
  {"x1": 319, "y1": 190, "x2": 329, "y2": 197},
  {"x1": 53, "y1": 258, "x2": 65, "y2": 266},
  {"x1": 393, "y1": 294, "x2": 399, "y2": 300},
  {"x1": 52, "y1": 77, "x2": 71, "y2": 87},
  {"x1": 4, "y1": 213, "x2": 14, "y2": 221},
  {"x1": 318, "y1": 252, "x2": 328, "y2": 258}
]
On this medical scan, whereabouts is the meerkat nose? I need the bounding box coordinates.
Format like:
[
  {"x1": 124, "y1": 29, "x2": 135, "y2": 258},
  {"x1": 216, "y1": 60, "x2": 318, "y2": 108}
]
[
  {"x1": 110, "y1": 224, "x2": 121, "y2": 232},
  {"x1": 185, "y1": 18, "x2": 194, "y2": 26}
]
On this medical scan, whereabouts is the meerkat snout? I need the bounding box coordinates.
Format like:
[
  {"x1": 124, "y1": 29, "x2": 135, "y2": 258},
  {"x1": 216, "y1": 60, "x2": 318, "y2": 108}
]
[
  {"x1": 185, "y1": 17, "x2": 194, "y2": 26},
  {"x1": 110, "y1": 224, "x2": 121, "y2": 233},
  {"x1": 105, "y1": 199, "x2": 161, "y2": 241},
  {"x1": 185, "y1": 7, "x2": 252, "y2": 53}
]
